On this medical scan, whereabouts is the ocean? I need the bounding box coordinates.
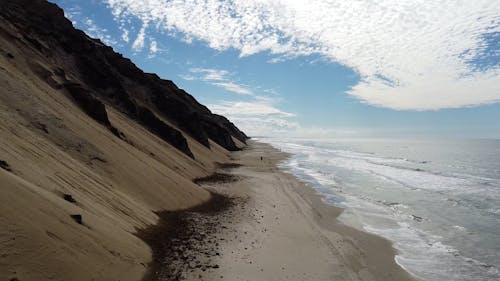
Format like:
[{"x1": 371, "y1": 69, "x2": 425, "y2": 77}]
[{"x1": 258, "y1": 137, "x2": 500, "y2": 281}]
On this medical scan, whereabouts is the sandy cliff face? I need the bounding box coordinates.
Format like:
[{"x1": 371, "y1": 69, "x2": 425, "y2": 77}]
[{"x1": 0, "y1": 0, "x2": 246, "y2": 280}]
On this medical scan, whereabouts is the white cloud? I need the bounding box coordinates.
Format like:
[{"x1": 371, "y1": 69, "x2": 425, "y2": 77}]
[
  {"x1": 185, "y1": 68, "x2": 253, "y2": 95},
  {"x1": 64, "y1": 8, "x2": 118, "y2": 46},
  {"x1": 63, "y1": 6, "x2": 82, "y2": 26},
  {"x1": 190, "y1": 68, "x2": 229, "y2": 81},
  {"x1": 121, "y1": 29, "x2": 129, "y2": 42},
  {"x1": 207, "y1": 98, "x2": 297, "y2": 136},
  {"x1": 149, "y1": 39, "x2": 158, "y2": 57},
  {"x1": 132, "y1": 24, "x2": 147, "y2": 51},
  {"x1": 212, "y1": 82, "x2": 253, "y2": 95},
  {"x1": 179, "y1": 75, "x2": 196, "y2": 81},
  {"x1": 189, "y1": 68, "x2": 294, "y2": 134},
  {"x1": 228, "y1": 117, "x2": 300, "y2": 136},
  {"x1": 208, "y1": 100, "x2": 295, "y2": 117},
  {"x1": 106, "y1": 0, "x2": 500, "y2": 110},
  {"x1": 83, "y1": 19, "x2": 117, "y2": 45}
]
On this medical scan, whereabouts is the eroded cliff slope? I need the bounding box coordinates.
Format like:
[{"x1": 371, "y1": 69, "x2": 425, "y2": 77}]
[{"x1": 0, "y1": 0, "x2": 246, "y2": 280}]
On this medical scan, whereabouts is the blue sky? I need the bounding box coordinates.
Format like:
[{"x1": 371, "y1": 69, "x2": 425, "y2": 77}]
[{"x1": 50, "y1": 0, "x2": 500, "y2": 138}]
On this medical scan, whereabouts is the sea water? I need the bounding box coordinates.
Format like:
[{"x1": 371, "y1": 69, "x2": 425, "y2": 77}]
[{"x1": 258, "y1": 137, "x2": 500, "y2": 281}]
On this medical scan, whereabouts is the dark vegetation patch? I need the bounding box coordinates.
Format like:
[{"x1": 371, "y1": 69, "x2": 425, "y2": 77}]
[
  {"x1": 0, "y1": 160, "x2": 12, "y2": 171},
  {"x1": 193, "y1": 173, "x2": 239, "y2": 185},
  {"x1": 137, "y1": 193, "x2": 236, "y2": 281}
]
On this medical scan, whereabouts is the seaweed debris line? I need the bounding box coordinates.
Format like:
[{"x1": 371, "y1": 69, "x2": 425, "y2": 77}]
[{"x1": 137, "y1": 190, "x2": 238, "y2": 281}]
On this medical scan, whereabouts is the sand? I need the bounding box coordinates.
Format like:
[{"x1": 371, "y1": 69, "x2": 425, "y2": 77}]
[
  {"x1": 0, "y1": 58, "x2": 416, "y2": 281},
  {"x1": 0, "y1": 26, "x2": 229, "y2": 280},
  {"x1": 175, "y1": 140, "x2": 418, "y2": 281},
  {"x1": 1, "y1": 8, "x2": 415, "y2": 280}
]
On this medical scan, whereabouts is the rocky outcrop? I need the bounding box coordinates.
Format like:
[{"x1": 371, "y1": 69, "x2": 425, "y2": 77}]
[
  {"x1": 63, "y1": 82, "x2": 125, "y2": 139},
  {"x1": 0, "y1": 0, "x2": 247, "y2": 158},
  {"x1": 63, "y1": 82, "x2": 112, "y2": 127},
  {"x1": 136, "y1": 106, "x2": 194, "y2": 158}
]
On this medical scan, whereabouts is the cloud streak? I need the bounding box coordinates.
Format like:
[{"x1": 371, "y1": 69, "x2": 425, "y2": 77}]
[
  {"x1": 132, "y1": 24, "x2": 146, "y2": 51},
  {"x1": 184, "y1": 68, "x2": 295, "y2": 135},
  {"x1": 207, "y1": 98, "x2": 298, "y2": 136},
  {"x1": 208, "y1": 100, "x2": 295, "y2": 118},
  {"x1": 106, "y1": 0, "x2": 500, "y2": 110},
  {"x1": 183, "y1": 68, "x2": 253, "y2": 95},
  {"x1": 64, "y1": 7, "x2": 117, "y2": 46}
]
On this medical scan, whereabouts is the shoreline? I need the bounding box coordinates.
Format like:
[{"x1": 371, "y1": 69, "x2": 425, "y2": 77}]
[{"x1": 140, "y1": 140, "x2": 417, "y2": 280}]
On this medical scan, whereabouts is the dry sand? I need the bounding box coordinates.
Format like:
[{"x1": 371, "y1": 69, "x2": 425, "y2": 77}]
[
  {"x1": 0, "y1": 26, "x2": 231, "y2": 280},
  {"x1": 176, "y1": 141, "x2": 418, "y2": 281}
]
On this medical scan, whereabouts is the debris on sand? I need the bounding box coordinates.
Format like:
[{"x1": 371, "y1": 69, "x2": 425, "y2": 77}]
[
  {"x1": 137, "y1": 193, "x2": 240, "y2": 281},
  {"x1": 193, "y1": 173, "x2": 239, "y2": 185}
]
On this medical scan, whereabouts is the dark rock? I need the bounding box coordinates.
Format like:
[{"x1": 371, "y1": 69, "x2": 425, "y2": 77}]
[
  {"x1": 0, "y1": 160, "x2": 12, "y2": 171},
  {"x1": 63, "y1": 194, "x2": 76, "y2": 203},
  {"x1": 63, "y1": 82, "x2": 111, "y2": 127},
  {"x1": 206, "y1": 114, "x2": 247, "y2": 144},
  {"x1": 63, "y1": 82, "x2": 123, "y2": 139},
  {"x1": 108, "y1": 126, "x2": 123, "y2": 139},
  {"x1": 202, "y1": 120, "x2": 239, "y2": 151},
  {"x1": 137, "y1": 106, "x2": 194, "y2": 158},
  {"x1": 24, "y1": 35, "x2": 45, "y2": 52},
  {"x1": 412, "y1": 215, "x2": 423, "y2": 222},
  {"x1": 70, "y1": 214, "x2": 83, "y2": 224}
]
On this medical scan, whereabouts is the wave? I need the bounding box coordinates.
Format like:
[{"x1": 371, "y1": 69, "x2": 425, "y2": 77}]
[
  {"x1": 273, "y1": 139, "x2": 499, "y2": 194},
  {"x1": 263, "y1": 138, "x2": 500, "y2": 281}
]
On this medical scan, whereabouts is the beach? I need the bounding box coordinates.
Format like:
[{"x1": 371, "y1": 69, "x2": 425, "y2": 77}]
[
  {"x1": 142, "y1": 140, "x2": 416, "y2": 281},
  {"x1": 2, "y1": 1, "x2": 497, "y2": 280}
]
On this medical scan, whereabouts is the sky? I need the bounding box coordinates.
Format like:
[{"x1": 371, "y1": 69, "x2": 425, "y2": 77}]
[{"x1": 50, "y1": 0, "x2": 500, "y2": 138}]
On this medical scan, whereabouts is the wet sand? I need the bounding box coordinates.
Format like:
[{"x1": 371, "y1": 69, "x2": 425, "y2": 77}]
[{"x1": 140, "y1": 141, "x2": 417, "y2": 281}]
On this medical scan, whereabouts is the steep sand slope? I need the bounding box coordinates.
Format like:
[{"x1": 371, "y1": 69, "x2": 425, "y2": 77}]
[{"x1": 0, "y1": 7, "x2": 236, "y2": 281}]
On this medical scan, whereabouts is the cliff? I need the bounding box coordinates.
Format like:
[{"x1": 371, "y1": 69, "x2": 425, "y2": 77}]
[
  {"x1": 0, "y1": 0, "x2": 246, "y2": 280},
  {"x1": 1, "y1": 0, "x2": 247, "y2": 158}
]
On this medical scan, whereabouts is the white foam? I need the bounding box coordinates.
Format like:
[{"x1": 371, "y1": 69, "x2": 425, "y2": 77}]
[{"x1": 261, "y1": 138, "x2": 500, "y2": 281}]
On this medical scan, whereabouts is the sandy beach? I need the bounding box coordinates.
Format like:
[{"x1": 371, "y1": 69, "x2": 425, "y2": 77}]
[
  {"x1": 142, "y1": 140, "x2": 417, "y2": 281},
  {"x1": 2, "y1": 1, "x2": 497, "y2": 280}
]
